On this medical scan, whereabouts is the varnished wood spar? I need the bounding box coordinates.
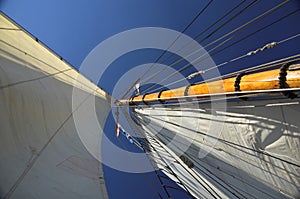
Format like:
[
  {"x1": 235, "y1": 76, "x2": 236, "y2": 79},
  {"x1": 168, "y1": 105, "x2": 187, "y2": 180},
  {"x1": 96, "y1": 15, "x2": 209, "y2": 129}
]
[{"x1": 120, "y1": 66, "x2": 300, "y2": 104}]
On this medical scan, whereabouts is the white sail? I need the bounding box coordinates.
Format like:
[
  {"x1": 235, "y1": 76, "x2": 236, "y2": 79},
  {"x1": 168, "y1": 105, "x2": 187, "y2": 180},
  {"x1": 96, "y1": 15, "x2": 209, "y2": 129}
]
[
  {"x1": 134, "y1": 93, "x2": 300, "y2": 198},
  {"x1": 0, "y1": 14, "x2": 110, "y2": 199}
]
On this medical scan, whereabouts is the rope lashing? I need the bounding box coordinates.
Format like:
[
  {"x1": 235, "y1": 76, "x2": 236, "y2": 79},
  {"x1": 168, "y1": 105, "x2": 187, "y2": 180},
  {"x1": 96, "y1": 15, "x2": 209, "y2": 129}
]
[
  {"x1": 234, "y1": 72, "x2": 245, "y2": 91},
  {"x1": 278, "y1": 62, "x2": 297, "y2": 99},
  {"x1": 247, "y1": 42, "x2": 277, "y2": 56},
  {"x1": 234, "y1": 72, "x2": 248, "y2": 100},
  {"x1": 184, "y1": 83, "x2": 196, "y2": 101}
]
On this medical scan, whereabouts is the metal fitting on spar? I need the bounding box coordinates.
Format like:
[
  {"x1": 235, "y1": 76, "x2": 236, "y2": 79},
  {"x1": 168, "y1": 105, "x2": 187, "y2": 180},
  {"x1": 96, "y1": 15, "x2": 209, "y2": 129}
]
[{"x1": 187, "y1": 70, "x2": 205, "y2": 79}]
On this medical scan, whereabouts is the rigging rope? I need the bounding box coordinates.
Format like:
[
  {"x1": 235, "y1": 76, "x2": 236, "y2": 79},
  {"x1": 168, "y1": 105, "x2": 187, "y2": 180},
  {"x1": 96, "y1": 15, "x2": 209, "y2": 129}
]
[
  {"x1": 181, "y1": 7, "x2": 300, "y2": 81},
  {"x1": 158, "y1": 128, "x2": 299, "y2": 180},
  {"x1": 139, "y1": 0, "x2": 291, "y2": 95},
  {"x1": 195, "y1": 54, "x2": 300, "y2": 86},
  {"x1": 201, "y1": 7, "x2": 300, "y2": 71},
  {"x1": 144, "y1": 126, "x2": 235, "y2": 198},
  {"x1": 186, "y1": 152, "x2": 277, "y2": 198},
  {"x1": 142, "y1": 117, "x2": 289, "y2": 198},
  {"x1": 119, "y1": 107, "x2": 196, "y2": 199},
  {"x1": 143, "y1": 32, "x2": 300, "y2": 95},
  {"x1": 139, "y1": 0, "x2": 213, "y2": 80},
  {"x1": 156, "y1": 0, "x2": 247, "y2": 69},
  {"x1": 143, "y1": 124, "x2": 219, "y2": 199},
  {"x1": 114, "y1": 129, "x2": 164, "y2": 199},
  {"x1": 140, "y1": 113, "x2": 299, "y2": 197},
  {"x1": 155, "y1": 132, "x2": 271, "y2": 198},
  {"x1": 138, "y1": 0, "x2": 253, "y2": 89},
  {"x1": 278, "y1": 32, "x2": 300, "y2": 44},
  {"x1": 117, "y1": 0, "x2": 214, "y2": 100}
]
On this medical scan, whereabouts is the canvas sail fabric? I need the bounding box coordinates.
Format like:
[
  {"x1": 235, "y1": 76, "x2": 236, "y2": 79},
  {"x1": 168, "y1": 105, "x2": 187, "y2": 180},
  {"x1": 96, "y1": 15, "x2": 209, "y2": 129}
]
[
  {"x1": 135, "y1": 95, "x2": 300, "y2": 198},
  {"x1": 0, "y1": 14, "x2": 110, "y2": 199}
]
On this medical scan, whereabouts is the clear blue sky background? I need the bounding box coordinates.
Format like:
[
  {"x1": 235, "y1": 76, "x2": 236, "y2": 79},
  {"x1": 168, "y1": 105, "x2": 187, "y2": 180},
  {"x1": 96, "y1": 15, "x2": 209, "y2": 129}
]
[{"x1": 1, "y1": 0, "x2": 300, "y2": 198}]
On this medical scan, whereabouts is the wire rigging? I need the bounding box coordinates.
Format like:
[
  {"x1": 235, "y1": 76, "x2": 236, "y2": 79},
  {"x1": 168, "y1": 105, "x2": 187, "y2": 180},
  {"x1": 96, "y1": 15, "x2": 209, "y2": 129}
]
[
  {"x1": 119, "y1": 107, "x2": 197, "y2": 199},
  {"x1": 136, "y1": 0, "x2": 213, "y2": 82},
  {"x1": 143, "y1": 124, "x2": 219, "y2": 198},
  {"x1": 154, "y1": 132, "x2": 272, "y2": 198},
  {"x1": 189, "y1": 33, "x2": 299, "y2": 78},
  {"x1": 144, "y1": 32, "x2": 299, "y2": 96},
  {"x1": 118, "y1": 0, "x2": 214, "y2": 100},
  {"x1": 113, "y1": 54, "x2": 300, "y2": 108},
  {"x1": 115, "y1": 1, "x2": 300, "y2": 197},
  {"x1": 135, "y1": 111, "x2": 299, "y2": 197},
  {"x1": 115, "y1": 130, "x2": 164, "y2": 199},
  {"x1": 154, "y1": 124, "x2": 299, "y2": 178},
  {"x1": 195, "y1": 54, "x2": 300, "y2": 86},
  {"x1": 152, "y1": 131, "x2": 247, "y2": 198},
  {"x1": 140, "y1": 0, "x2": 291, "y2": 95},
  {"x1": 137, "y1": 0, "x2": 257, "y2": 94},
  {"x1": 157, "y1": 0, "x2": 247, "y2": 68},
  {"x1": 143, "y1": 117, "x2": 285, "y2": 198},
  {"x1": 198, "y1": 7, "x2": 300, "y2": 71},
  {"x1": 140, "y1": 33, "x2": 300, "y2": 96},
  {"x1": 169, "y1": 7, "x2": 300, "y2": 87}
]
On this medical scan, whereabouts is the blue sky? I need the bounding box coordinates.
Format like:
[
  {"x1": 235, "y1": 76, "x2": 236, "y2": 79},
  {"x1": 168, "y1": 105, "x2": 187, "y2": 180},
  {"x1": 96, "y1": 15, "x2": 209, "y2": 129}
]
[{"x1": 1, "y1": 0, "x2": 300, "y2": 198}]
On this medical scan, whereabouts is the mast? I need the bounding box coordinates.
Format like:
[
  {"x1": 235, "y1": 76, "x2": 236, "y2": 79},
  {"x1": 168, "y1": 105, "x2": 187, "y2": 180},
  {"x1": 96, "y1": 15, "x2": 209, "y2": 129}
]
[{"x1": 120, "y1": 64, "x2": 300, "y2": 104}]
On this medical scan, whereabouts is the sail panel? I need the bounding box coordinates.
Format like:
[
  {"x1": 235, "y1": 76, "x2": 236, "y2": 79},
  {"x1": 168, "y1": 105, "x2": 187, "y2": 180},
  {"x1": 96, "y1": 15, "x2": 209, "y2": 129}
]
[
  {"x1": 0, "y1": 13, "x2": 110, "y2": 199},
  {"x1": 135, "y1": 95, "x2": 300, "y2": 198}
]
